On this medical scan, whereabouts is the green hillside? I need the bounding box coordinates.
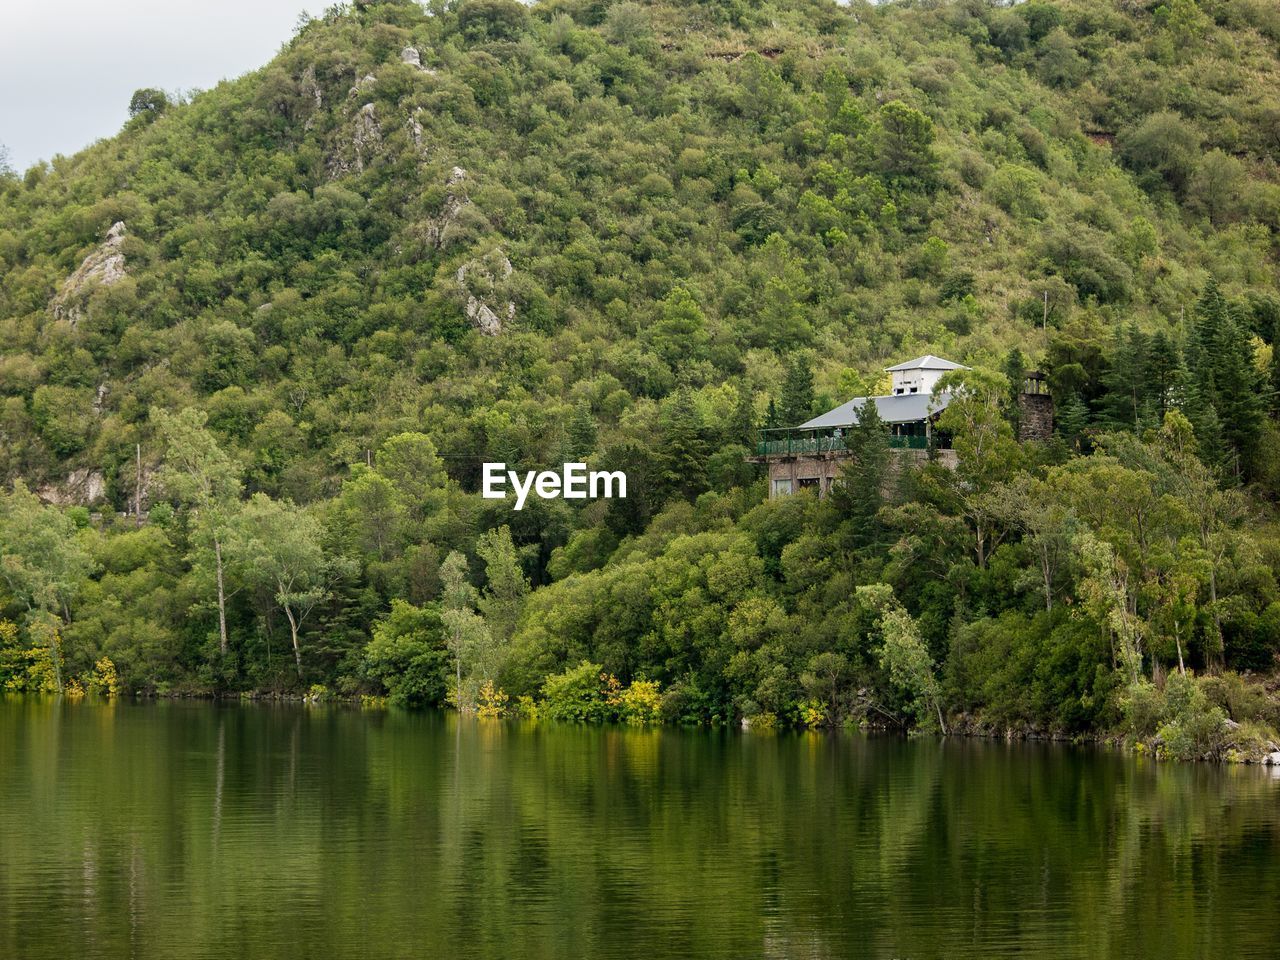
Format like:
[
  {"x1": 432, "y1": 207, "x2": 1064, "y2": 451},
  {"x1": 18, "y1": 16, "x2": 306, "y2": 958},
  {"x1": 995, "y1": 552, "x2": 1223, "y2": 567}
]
[{"x1": 2, "y1": 0, "x2": 1280, "y2": 755}]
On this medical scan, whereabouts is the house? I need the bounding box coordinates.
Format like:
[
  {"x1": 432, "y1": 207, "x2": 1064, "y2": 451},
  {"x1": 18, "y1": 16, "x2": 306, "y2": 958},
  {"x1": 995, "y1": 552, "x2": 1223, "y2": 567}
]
[{"x1": 750, "y1": 355, "x2": 967, "y2": 498}]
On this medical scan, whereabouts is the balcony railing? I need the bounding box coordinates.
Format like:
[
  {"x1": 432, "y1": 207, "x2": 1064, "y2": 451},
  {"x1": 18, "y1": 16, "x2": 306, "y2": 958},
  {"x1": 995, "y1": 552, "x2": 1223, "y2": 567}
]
[{"x1": 754, "y1": 432, "x2": 929, "y2": 456}]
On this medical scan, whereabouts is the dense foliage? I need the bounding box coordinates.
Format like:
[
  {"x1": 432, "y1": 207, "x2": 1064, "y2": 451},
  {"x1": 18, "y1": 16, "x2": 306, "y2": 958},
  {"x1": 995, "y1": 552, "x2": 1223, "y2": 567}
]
[{"x1": 3, "y1": 0, "x2": 1280, "y2": 757}]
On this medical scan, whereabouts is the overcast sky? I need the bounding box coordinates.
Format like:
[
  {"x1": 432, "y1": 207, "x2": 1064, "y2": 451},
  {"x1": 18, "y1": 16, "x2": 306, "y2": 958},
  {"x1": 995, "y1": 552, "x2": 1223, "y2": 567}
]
[{"x1": 0, "y1": 1, "x2": 315, "y2": 171}]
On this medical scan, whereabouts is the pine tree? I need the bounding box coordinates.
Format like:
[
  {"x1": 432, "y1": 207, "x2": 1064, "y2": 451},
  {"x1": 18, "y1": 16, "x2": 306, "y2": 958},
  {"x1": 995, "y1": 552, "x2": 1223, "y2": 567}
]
[
  {"x1": 655, "y1": 391, "x2": 709, "y2": 502},
  {"x1": 1099, "y1": 323, "x2": 1150, "y2": 431},
  {"x1": 1001, "y1": 348, "x2": 1027, "y2": 436},
  {"x1": 831, "y1": 400, "x2": 890, "y2": 554},
  {"x1": 729, "y1": 382, "x2": 758, "y2": 447},
  {"x1": 779, "y1": 356, "x2": 816, "y2": 426},
  {"x1": 1144, "y1": 329, "x2": 1184, "y2": 423},
  {"x1": 567, "y1": 401, "x2": 597, "y2": 460},
  {"x1": 1055, "y1": 392, "x2": 1090, "y2": 452},
  {"x1": 1185, "y1": 281, "x2": 1264, "y2": 479}
]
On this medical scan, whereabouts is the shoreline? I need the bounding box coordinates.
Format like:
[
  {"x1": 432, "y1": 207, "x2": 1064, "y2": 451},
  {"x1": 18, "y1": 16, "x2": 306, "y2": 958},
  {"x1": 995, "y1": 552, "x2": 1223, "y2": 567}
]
[{"x1": 15, "y1": 690, "x2": 1280, "y2": 766}]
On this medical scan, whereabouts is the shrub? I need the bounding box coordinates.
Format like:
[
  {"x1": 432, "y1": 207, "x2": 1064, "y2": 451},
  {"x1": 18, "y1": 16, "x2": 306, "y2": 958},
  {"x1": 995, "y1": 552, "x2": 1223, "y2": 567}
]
[
  {"x1": 1156, "y1": 674, "x2": 1230, "y2": 761},
  {"x1": 618, "y1": 679, "x2": 662, "y2": 724},
  {"x1": 363, "y1": 601, "x2": 450, "y2": 707},
  {"x1": 541, "y1": 661, "x2": 608, "y2": 722}
]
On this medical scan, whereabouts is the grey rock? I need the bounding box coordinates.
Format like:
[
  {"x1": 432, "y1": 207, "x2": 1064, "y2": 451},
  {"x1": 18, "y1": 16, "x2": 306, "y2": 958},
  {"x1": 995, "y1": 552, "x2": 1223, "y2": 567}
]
[
  {"x1": 38, "y1": 469, "x2": 107, "y2": 507},
  {"x1": 456, "y1": 249, "x2": 515, "y2": 336},
  {"x1": 301, "y1": 65, "x2": 323, "y2": 130},
  {"x1": 51, "y1": 221, "x2": 128, "y2": 326},
  {"x1": 328, "y1": 102, "x2": 383, "y2": 178},
  {"x1": 401, "y1": 46, "x2": 422, "y2": 67},
  {"x1": 422, "y1": 168, "x2": 476, "y2": 248}
]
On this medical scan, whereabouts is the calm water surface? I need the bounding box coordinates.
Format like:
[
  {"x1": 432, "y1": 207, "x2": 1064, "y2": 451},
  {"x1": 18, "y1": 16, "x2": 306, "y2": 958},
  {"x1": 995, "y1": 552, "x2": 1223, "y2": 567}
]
[{"x1": 1, "y1": 699, "x2": 1278, "y2": 959}]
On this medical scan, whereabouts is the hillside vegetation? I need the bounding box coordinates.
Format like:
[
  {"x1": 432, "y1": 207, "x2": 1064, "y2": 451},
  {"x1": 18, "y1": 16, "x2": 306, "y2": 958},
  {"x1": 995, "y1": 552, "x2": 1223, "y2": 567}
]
[{"x1": 3, "y1": 0, "x2": 1280, "y2": 757}]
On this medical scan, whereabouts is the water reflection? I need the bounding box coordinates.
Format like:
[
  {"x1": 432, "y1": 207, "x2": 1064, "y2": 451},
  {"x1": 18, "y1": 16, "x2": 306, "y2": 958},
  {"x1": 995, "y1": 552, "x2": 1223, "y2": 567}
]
[{"x1": 0, "y1": 700, "x2": 1277, "y2": 959}]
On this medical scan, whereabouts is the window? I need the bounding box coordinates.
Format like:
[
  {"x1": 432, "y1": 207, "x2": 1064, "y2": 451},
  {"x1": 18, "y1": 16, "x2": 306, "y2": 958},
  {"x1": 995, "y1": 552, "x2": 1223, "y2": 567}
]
[
  {"x1": 798, "y1": 477, "x2": 820, "y2": 492},
  {"x1": 772, "y1": 479, "x2": 793, "y2": 496},
  {"x1": 909, "y1": 387, "x2": 918, "y2": 394}
]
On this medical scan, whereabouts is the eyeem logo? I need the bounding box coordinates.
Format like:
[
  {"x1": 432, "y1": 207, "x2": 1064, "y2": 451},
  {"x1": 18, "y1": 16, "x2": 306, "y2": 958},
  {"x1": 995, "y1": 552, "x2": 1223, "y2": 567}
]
[{"x1": 482, "y1": 462, "x2": 627, "y2": 511}]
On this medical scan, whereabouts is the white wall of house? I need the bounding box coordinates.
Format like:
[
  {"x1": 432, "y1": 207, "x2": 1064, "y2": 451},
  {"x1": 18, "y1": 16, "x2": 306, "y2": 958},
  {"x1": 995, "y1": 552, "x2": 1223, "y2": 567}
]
[{"x1": 890, "y1": 368, "x2": 947, "y2": 396}]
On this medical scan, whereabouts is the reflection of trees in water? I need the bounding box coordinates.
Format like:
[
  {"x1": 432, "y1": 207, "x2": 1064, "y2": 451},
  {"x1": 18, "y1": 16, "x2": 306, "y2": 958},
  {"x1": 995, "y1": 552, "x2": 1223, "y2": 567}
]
[{"x1": 1, "y1": 703, "x2": 1278, "y2": 959}]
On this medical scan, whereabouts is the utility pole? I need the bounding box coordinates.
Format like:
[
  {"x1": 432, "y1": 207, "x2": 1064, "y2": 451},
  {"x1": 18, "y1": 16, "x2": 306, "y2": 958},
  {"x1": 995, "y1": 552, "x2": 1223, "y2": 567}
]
[{"x1": 1042, "y1": 289, "x2": 1049, "y2": 333}]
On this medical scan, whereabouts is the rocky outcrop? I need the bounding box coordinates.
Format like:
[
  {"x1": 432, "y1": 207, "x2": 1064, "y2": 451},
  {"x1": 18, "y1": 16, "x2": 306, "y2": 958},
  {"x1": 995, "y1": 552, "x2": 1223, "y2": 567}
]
[
  {"x1": 399, "y1": 46, "x2": 437, "y2": 76},
  {"x1": 348, "y1": 73, "x2": 377, "y2": 98},
  {"x1": 407, "y1": 114, "x2": 426, "y2": 153},
  {"x1": 456, "y1": 248, "x2": 515, "y2": 336},
  {"x1": 328, "y1": 102, "x2": 383, "y2": 178},
  {"x1": 422, "y1": 166, "x2": 472, "y2": 247},
  {"x1": 51, "y1": 222, "x2": 128, "y2": 326},
  {"x1": 38, "y1": 469, "x2": 107, "y2": 507},
  {"x1": 301, "y1": 65, "x2": 323, "y2": 131}
]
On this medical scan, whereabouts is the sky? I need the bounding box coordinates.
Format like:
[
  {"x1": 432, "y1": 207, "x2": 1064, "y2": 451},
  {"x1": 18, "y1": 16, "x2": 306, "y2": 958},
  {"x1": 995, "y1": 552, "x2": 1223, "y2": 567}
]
[{"x1": 0, "y1": 1, "x2": 315, "y2": 171}]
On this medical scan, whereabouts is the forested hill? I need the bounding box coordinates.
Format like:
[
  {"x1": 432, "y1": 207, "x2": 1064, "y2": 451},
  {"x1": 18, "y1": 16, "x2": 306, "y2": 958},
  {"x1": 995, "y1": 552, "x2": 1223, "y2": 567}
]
[{"x1": 3, "y1": 0, "x2": 1280, "y2": 755}]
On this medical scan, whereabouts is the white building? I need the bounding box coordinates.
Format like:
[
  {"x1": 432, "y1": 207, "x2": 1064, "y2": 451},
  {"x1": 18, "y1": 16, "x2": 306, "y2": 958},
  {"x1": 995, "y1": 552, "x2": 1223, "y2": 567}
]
[{"x1": 751, "y1": 355, "x2": 969, "y2": 498}]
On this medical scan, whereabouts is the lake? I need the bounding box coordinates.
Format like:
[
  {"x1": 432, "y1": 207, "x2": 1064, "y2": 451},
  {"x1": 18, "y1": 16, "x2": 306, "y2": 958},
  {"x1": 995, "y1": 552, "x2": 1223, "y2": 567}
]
[{"x1": 1, "y1": 700, "x2": 1277, "y2": 959}]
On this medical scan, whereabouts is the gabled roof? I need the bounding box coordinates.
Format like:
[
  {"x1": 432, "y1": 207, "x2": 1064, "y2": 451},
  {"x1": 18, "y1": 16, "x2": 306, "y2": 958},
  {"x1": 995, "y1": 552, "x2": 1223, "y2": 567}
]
[
  {"x1": 884, "y1": 355, "x2": 968, "y2": 372},
  {"x1": 797, "y1": 392, "x2": 953, "y2": 430}
]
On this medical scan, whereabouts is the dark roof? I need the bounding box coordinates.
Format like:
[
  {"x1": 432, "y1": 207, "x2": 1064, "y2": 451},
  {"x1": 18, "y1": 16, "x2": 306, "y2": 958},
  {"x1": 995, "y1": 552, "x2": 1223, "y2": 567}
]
[
  {"x1": 797, "y1": 392, "x2": 953, "y2": 429},
  {"x1": 883, "y1": 355, "x2": 967, "y2": 372}
]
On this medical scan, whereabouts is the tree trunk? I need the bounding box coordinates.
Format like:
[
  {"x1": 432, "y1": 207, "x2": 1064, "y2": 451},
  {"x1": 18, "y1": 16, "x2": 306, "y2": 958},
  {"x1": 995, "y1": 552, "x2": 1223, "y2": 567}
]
[
  {"x1": 285, "y1": 605, "x2": 302, "y2": 679},
  {"x1": 1040, "y1": 547, "x2": 1053, "y2": 612},
  {"x1": 49, "y1": 623, "x2": 63, "y2": 694},
  {"x1": 214, "y1": 536, "x2": 229, "y2": 657},
  {"x1": 1206, "y1": 561, "x2": 1223, "y2": 672},
  {"x1": 455, "y1": 654, "x2": 464, "y2": 713}
]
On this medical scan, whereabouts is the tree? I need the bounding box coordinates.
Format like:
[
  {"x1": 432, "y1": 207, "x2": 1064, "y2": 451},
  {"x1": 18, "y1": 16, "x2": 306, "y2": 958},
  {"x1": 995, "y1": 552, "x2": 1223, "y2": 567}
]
[
  {"x1": 778, "y1": 356, "x2": 815, "y2": 426},
  {"x1": 991, "y1": 474, "x2": 1075, "y2": 611},
  {"x1": 375, "y1": 432, "x2": 447, "y2": 519},
  {"x1": 1001, "y1": 348, "x2": 1028, "y2": 435},
  {"x1": 340, "y1": 466, "x2": 406, "y2": 561},
  {"x1": 857, "y1": 584, "x2": 946, "y2": 733},
  {"x1": 935, "y1": 369, "x2": 1021, "y2": 566},
  {"x1": 154, "y1": 407, "x2": 241, "y2": 657},
  {"x1": 648, "y1": 287, "x2": 710, "y2": 367},
  {"x1": 830, "y1": 398, "x2": 889, "y2": 554},
  {"x1": 457, "y1": 0, "x2": 527, "y2": 41},
  {"x1": 876, "y1": 101, "x2": 937, "y2": 185},
  {"x1": 1119, "y1": 112, "x2": 1202, "y2": 197},
  {"x1": 654, "y1": 392, "x2": 709, "y2": 502},
  {"x1": 363, "y1": 600, "x2": 450, "y2": 706},
  {"x1": 1099, "y1": 324, "x2": 1150, "y2": 431},
  {"x1": 1145, "y1": 330, "x2": 1184, "y2": 423},
  {"x1": 476, "y1": 525, "x2": 528, "y2": 642},
  {"x1": 1077, "y1": 534, "x2": 1144, "y2": 685},
  {"x1": 1189, "y1": 150, "x2": 1247, "y2": 225},
  {"x1": 128, "y1": 88, "x2": 169, "y2": 119},
  {"x1": 1185, "y1": 282, "x2": 1265, "y2": 479},
  {"x1": 228, "y1": 494, "x2": 334, "y2": 680},
  {"x1": 0, "y1": 481, "x2": 95, "y2": 691},
  {"x1": 567, "y1": 401, "x2": 598, "y2": 460},
  {"x1": 1157, "y1": 411, "x2": 1248, "y2": 670},
  {"x1": 440, "y1": 550, "x2": 495, "y2": 711}
]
